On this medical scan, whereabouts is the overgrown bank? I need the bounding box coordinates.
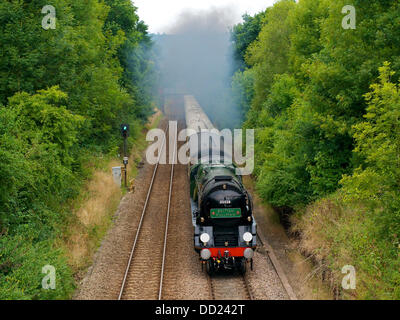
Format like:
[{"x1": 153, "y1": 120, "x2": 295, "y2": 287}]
[
  {"x1": 231, "y1": 0, "x2": 400, "y2": 299},
  {"x1": 0, "y1": 1, "x2": 157, "y2": 299},
  {"x1": 61, "y1": 111, "x2": 162, "y2": 286}
]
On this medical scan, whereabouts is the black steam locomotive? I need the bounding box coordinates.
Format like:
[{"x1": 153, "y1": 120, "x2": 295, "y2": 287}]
[{"x1": 185, "y1": 96, "x2": 257, "y2": 275}]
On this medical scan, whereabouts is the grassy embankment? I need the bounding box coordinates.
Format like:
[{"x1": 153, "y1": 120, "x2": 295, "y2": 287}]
[
  {"x1": 243, "y1": 176, "x2": 332, "y2": 300},
  {"x1": 57, "y1": 111, "x2": 162, "y2": 285},
  {"x1": 292, "y1": 196, "x2": 399, "y2": 300}
]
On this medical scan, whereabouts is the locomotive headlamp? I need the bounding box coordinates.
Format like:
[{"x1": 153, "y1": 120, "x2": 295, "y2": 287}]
[
  {"x1": 243, "y1": 232, "x2": 253, "y2": 242},
  {"x1": 200, "y1": 233, "x2": 210, "y2": 244},
  {"x1": 200, "y1": 249, "x2": 211, "y2": 260},
  {"x1": 244, "y1": 248, "x2": 254, "y2": 259}
]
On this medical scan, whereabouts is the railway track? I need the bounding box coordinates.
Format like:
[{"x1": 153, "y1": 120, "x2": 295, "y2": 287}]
[
  {"x1": 117, "y1": 103, "x2": 296, "y2": 300},
  {"x1": 118, "y1": 122, "x2": 177, "y2": 300},
  {"x1": 208, "y1": 273, "x2": 254, "y2": 300},
  {"x1": 77, "y1": 96, "x2": 295, "y2": 300},
  {"x1": 206, "y1": 232, "x2": 297, "y2": 300}
]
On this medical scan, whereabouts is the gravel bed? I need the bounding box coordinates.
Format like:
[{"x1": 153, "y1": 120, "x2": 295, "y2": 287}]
[{"x1": 247, "y1": 250, "x2": 289, "y2": 300}]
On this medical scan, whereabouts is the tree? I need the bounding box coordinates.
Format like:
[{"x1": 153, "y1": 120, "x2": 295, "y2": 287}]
[
  {"x1": 341, "y1": 63, "x2": 400, "y2": 235},
  {"x1": 231, "y1": 12, "x2": 266, "y2": 71}
]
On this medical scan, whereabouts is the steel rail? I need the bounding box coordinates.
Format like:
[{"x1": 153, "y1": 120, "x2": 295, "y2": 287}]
[
  {"x1": 242, "y1": 274, "x2": 254, "y2": 300},
  {"x1": 208, "y1": 275, "x2": 216, "y2": 300},
  {"x1": 158, "y1": 124, "x2": 178, "y2": 300},
  {"x1": 118, "y1": 123, "x2": 169, "y2": 300}
]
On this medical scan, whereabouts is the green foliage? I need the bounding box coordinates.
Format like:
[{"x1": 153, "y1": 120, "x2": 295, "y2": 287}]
[
  {"x1": 245, "y1": 0, "x2": 296, "y2": 113},
  {"x1": 0, "y1": 236, "x2": 75, "y2": 300},
  {"x1": 7, "y1": 87, "x2": 83, "y2": 163},
  {"x1": 231, "y1": 0, "x2": 400, "y2": 298},
  {"x1": 0, "y1": 1, "x2": 155, "y2": 299},
  {"x1": 104, "y1": 0, "x2": 156, "y2": 122},
  {"x1": 231, "y1": 12, "x2": 266, "y2": 71},
  {"x1": 231, "y1": 69, "x2": 255, "y2": 120},
  {"x1": 341, "y1": 63, "x2": 400, "y2": 239},
  {"x1": 0, "y1": 87, "x2": 81, "y2": 234},
  {"x1": 234, "y1": 0, "x2": 400, "y2": 208}
]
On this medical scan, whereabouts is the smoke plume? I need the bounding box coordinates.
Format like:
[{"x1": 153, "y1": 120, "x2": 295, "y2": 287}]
[{"x1": 154, "y1": 6, "x2": 242, "y2": 129}]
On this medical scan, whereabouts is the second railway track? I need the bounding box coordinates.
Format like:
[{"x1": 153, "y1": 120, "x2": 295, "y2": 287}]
[{"x1": 118, "y1": 121, "x2": 178, "y2": 300}]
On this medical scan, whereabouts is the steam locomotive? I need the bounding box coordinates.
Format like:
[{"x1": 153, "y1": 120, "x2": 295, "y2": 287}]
[{"x1": 184, "y1": 95, "x2": 256, "y2": 275}]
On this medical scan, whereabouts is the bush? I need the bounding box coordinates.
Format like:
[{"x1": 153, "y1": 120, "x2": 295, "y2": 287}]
[
  {"x1": 0, "y1": 236, "x2": 75, "y2": 300},
  {"x1": 0, "y1": 87, "x2": 83, "y2": 233},
  {"x1": 0, "y1": 0, "x2": 155, "y2": 299},
  {"x1": 340, "y1": 62, "x2": 400, "y2": 265}
]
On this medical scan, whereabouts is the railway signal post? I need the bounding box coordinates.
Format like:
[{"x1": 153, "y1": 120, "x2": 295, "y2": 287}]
[{"x1": 121, "y1": 124, "x2": 130, "y2": 188}]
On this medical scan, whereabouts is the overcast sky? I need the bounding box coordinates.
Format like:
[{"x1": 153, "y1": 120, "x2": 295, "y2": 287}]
[{"x1": 133, "y1": 0, "x2": 276, "y2": 34}]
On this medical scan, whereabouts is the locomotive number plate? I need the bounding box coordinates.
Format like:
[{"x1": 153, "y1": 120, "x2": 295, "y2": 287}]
[{"x1": 210, "y1": 208, "x2": 241, "y2": 218}]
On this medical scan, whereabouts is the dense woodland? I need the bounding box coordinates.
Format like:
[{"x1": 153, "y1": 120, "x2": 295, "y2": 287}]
[
  {"x1": 0, "y1": 0, "x2": 155, "y2": 299},
  {"x1": 231, "y1": 0, "x2": 399, "y2": 299}
]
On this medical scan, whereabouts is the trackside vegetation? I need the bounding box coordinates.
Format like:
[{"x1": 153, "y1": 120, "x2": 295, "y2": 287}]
[
  {"x1": 0, "y1": 0, "x2": 156, "y2": 299},
  {"x1": 231, "y1": 0, "x2": 400, "y2": 299}
]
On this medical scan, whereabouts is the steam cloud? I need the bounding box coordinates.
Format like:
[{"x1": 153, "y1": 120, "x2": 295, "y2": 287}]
[
  {"x1": 166, "y1": 6, "x2": 237, "y2": 34},
  {"x1": 154, "y1": 6, "x2": 242, "y2": 129}
]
